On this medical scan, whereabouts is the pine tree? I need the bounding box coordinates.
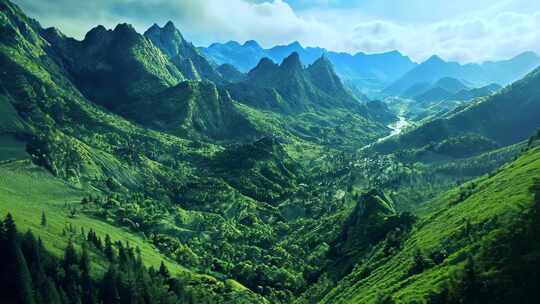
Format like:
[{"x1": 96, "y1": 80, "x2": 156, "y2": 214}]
[
  {"x1": 21, "y1": 230, "x2": 47, "y2": 302},
  {"x1": 0, "y1": 214, "x2": 36, "y2": 304},
  {"x1": 159, "y1": 261, "x2": 170, "y2": 279},
  {"x1": 40, "y1": 211, "x2": 47, "y2": 227},
  {"x1": 63, "y1": 240, "x2": 81, "y2": 304},
  {"x1": 80, "y1": 242, "x2": 95, "y2": 304},
  {"x1": 104, "y1": 235, "x2": 115, "y2": 262},
  {"x1": 101, "y1": 266, "x2": 120, "y2": 304}
]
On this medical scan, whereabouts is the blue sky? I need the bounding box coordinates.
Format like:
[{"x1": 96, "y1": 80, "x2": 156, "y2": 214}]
[{"x1": 13, "y1": 0, "x2": 540, "y2": 63}]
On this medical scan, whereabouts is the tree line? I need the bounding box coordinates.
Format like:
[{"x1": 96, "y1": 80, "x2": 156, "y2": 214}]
[{"x1": 0, "y1": 213, "x2": 208, "y2": 304}]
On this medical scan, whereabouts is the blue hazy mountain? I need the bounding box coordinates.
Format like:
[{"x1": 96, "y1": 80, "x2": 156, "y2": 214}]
[
  {"x1": 385, "y1": 52, "x2": 540, "y2": 96},
  {"x1": 201, "y1": 40, "x2": 416, "y2": 94}
]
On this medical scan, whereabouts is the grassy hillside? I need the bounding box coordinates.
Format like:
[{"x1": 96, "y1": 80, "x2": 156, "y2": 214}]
[
  {"x1": 0, "y1": 160, "x2": 185, "y2": 275},
  {"x1": 320, "y1": 144, "x2": 540, "y2": 303}
]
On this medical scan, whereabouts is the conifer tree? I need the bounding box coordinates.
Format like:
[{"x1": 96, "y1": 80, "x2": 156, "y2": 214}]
[
  {"x1": 0, "y1": 214, "x2": 35, "y2": 304},
  {"x1": 104, "y1": 234, "x2": 115, "y2": 262},
  {"x1": 101, "y1": 266, "x2": 120, "y2": 304},
  {"x1": 40, "y1": 211, "x2": 47, "y2": 227},
  {"x1": 80, "y1": 242, "x2": 95, "y2": 304}
]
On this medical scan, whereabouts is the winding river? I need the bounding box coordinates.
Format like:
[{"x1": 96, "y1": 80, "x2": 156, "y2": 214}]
[{"x1": 361, "y1": 114, "x2": 411, "y2": 150}]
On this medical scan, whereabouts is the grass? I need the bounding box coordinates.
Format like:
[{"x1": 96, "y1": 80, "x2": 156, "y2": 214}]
[
  {"x1": 0, "y1": 159, "x2": 187, "y2": 276},
  {"x1": 321, "y1": 145, "x2": 540, "y2": 303}
]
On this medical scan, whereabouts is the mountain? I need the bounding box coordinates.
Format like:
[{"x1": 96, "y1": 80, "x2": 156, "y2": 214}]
[
  {"x1": 413, "y1": 77, "x2": 469, "y2": 103},
  {"x1": 40, "y1": 21, "x2": 259, "y2": 141},
  {"x1": 203, "y1": 40, "x2": 267, "y2": 72},
  {"x1": 0, "y1": 2, "x2": 396, "y2": 302},
  {"x1": 450, "y1": 83, "x2": 502, "y2": 101},
  {"x1": 144, "y1": 21, "x2": 223, "y2": 83},
  {"x1": 123, "y1": 80, "x2": 258, "y2": 140},
  {"x1": 216, "y1": 63, "x2": 246, "y2": 83},
  {"x1": 201, "y1": 41, "x2": 416, "y2": 94},
  {"x1": 3, "y1": 1, "x2": 540, "y2": 304},
  {"x1": 386, "y1": 53, "x2": 540, "y2": 96},
  {"x1": 319, "y1": 141, "x2": 540, "y2": 304},
  {"x1": 371, "y1": 66, "x2": 540, "y2": 160},
  {"x1": 228, "y1": 52, "x2": 363, "y2": 113},
  {"x1": 41, "y1": 23, "x2": 184, "y2": 111}
]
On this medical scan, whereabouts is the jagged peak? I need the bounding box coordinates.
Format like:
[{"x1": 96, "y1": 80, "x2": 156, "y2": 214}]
[
  {"x1": 312, "y1": 53, "x2": 332, "y2": 66},
  {"x1": 254, "y1": 57, "x2": 278, "y2": 69},
  {"x1": 42, "y1": 26, "x2": 65, "y2": 39},
  {"x1": 146, "y1": 23, "x2": 161, "y2": 33},
  {"x1": 113, "y1": 23, "x2": 137, "y2": 34},
  {"x1": 164, "y1": 20, "x2": 176, "y2": 31},
  {"x1": 84, "y1": 25, "x2": 110, "y2": 42},
  {"x1": 280, "y1": 52, "x2": 303, "y2": 70}
]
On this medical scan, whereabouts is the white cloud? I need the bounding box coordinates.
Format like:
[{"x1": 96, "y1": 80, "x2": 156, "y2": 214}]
[{"x1": 13, "y1": 0, "x2": 540, "y2": 63}]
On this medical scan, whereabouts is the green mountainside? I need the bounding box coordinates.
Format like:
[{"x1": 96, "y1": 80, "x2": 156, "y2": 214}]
[
  {"x1": 1, "y1": 0, "x2": 539, "y2": 303},
  {"x1": 320, "y1": 141, "x2": 540, "y2": 304},
  {"x1": 370, "y1": 66, "x2": 540, "y2": 159},
  {"x1": 144, "y1": 22, "x2": 223, "y2": 84}
]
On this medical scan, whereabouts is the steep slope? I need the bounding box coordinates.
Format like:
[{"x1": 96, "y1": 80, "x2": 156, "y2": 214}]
[
  {"x1": 144, "y1": 21, "x2": 223, "y2": 83},
  {"x1": 228, "y1": 52, "x2": 363, "y2": 113},
  {"x1": 0, "y1": 3, "x2": 391, "y2": 302},
  {"x1": 41, "y1": 21, "x2": 258, "y2": 141},
  {"x1": 321, "y1": 141, "x2": 540, "y2": 304},
  {"x1": 123, "y1": 80, "x2": 259, "y2": 140},
  {"x1": 0, "y1": 2, "x2": 276, "y2": 302},
  {"x1": 386, "y1": 53, "x2": 540, "y2": 96},
  {"x1": 371, "y1": 66, "x2": 540, "y2": 160},
  {"x1": 449, "y1": 83, "x2": 501, "y2": 101},
  {"x1": 41, "y1": 23, "x2": 184, "y2": 111},
  {"x1": 217, "y1": 63, "x2": 246, "y2": 83}
]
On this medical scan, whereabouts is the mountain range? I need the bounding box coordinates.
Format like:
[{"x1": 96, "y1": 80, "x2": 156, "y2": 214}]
[
  {"x1": 1, "y1": 1, "x2": 540, "y2": 304},
  {"x1": 201, "y1": 40, "x2": 417, "y2": 94},
  {"x1": 385, "y1": 52, "x2": 540, "y2": 96},
  {"x1": 202, "y1": 40, "x2": 540, "y2": 98}
]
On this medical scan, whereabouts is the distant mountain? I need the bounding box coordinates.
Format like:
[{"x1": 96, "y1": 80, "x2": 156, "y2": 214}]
[
  {"x1": 413, "y1": 77, "x2": 469, "y2": 103},
  {"x1": 216, "y1": 64, "x2": 246, "y2": 83},
  {"x1": 386, "y1": 53, "x2": 540, "y2": 96},
  {"x1": 201, "y1": 41, "x2": 416, "y2": 94},
  {"x1": 450, "y1": 83, "x2": 502, "y2": 101},
  {"x1": 227, "y1": 52, "x2": 363, "y2": 113},
  {"x1": 144, "y1": 22, "x2": 223, "y2": 83},
  {"x1": 371, "y1": 66, "x2": 540, "y2": 160}
]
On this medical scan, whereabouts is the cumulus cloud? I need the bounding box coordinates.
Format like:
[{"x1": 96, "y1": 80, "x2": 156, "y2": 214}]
[{"x1": 12, "y1": 0, "x2": 540, "y2": 63}]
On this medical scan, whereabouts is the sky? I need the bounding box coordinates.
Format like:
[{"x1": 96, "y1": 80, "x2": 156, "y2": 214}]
[{"x1": 12, "y1": 0, "x2": 540, "y2": 63}]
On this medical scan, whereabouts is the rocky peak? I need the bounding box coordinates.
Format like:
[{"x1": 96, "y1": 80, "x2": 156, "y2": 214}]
[
  {"x1": 280, "y1": 52, "x2": 303, "y2": 71},
  {"x1": 84, "y1": 25, "x2": 110, "y2": 43}
]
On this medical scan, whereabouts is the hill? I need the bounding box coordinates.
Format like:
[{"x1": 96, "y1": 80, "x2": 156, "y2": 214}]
[
  {"x1": 371, "y1": 66, "x2": 540, "y2": 160},
  {"x1": 318, "y1": 141, "x2": 540, "y2": 303},
  {"x1": 385, "y1": 53, "x2": 540, "y2": 96}
]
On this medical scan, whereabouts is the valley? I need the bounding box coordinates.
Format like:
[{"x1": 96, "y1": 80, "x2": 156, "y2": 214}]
[{"x1": 1, "y1": 0, "x2": 540, "y2": 303}]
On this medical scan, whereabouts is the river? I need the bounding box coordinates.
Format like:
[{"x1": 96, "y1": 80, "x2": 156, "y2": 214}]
[{"x1": 360, "y1": 114, "x2": 411, "y2": 150}]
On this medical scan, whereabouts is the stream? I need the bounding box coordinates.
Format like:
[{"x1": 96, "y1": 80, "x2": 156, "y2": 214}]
[{"x1": 360, "y1": 114, "x2": 411, "y2": 150}]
